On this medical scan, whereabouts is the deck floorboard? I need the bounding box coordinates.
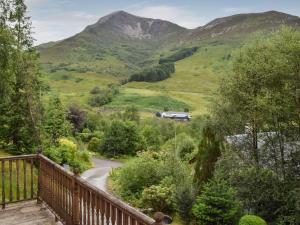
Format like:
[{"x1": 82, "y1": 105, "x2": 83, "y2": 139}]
[{"x1": 0, "y1": 201, "x2": 62, "y2": 225}]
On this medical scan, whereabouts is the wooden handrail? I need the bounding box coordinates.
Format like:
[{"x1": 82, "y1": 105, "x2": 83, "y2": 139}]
[
  {"x1": 1, "y1": 154, "x2": 157, "y2": 225},
  {"x1": 75, "y1": 176, "x2": 155, "y2": 225},
  {"x1": 0, "y1": 154, "x2": 38, "y2": 209},
  {"x1": 37, "y1": 154, "x2": 155, "y2": 225}
]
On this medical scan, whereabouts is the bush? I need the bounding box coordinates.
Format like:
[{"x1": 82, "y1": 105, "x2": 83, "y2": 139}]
[
  {"x1": 175, "y1": 133, "x2": 196, "y2": 160},
  {"x1": 239, "y1": 215, "x2": 267, "y2": 225},
  {"x1": 90, "y1": 86, "x2": 101, "y2": 94},
  {"x1": 112, "y1": 152, "x2": 162, "y2": 202},
  {"x1": 192, "y1": 179, "x2": 241, "y2": 225},
  {"x1": 88, "y1": 85, "x2": 120, "y2": 107},
  {"x1": 102, "y1": 120, "x2": 144, "y2": 156},
  {"x1": 141, "y1": 177, "x2": 176, "y2": 213},
  {"x1": 43, "y1": 138, "x2": 91, "y2": 173},
  {"x1": 88, "y1": 91, "x2": 113, "y2": 107},
  {"x1": 87, "y1": 137, "x2": 101, "y2": 152}
]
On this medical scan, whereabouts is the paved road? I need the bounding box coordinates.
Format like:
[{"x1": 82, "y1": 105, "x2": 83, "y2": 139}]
[{"x1": 81, "y1": 157, "x2": 122, "y2": 192}]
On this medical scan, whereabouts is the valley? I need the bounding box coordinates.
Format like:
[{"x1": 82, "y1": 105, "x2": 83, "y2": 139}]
[{"x1": 40, "y1": 10, "x2": 299, "y2": 117}]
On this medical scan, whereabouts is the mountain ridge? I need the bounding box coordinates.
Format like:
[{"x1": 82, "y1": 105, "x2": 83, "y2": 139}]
[{"x1": 39, "y1": 10, "x2": 300, "y2": 74}]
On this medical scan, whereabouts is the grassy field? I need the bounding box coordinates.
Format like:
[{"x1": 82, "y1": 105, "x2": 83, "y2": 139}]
[
  {"x1": 42, "y1": 41, "x2": 238, "y2": 117},
  {"x1": 0, "y1": 150, "x2": 38, "y2": 202}
]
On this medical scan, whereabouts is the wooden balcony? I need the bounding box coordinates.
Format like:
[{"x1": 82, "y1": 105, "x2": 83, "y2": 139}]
[{"x1": 0, "y1": 154, "x2": 158, "y2": 225}]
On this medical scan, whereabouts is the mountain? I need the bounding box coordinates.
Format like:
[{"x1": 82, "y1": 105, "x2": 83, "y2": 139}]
[
  {"x1": 39, "y1": 10, "x2": 300, "y2": 115},
  {"x1": 189, "y1": 11, "x2": 300, "y2": 41},
  {"x1": 39, "y1": 11, "x2": 299, "y2": 70},
  {"x1": 39, "y1": 11, "x2": 188, "y2": 74},
  {"x1": 87, "y1": 10, "x2": 188, "y2": 40}
]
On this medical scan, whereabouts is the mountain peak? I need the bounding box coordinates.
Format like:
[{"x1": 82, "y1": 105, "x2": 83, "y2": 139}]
[
  {"x1": 97, "y1": 10, "x2": 134, "y2": 24},
  {"x1": 86, "y1": 10, "x2": 186, "y2": 40}
]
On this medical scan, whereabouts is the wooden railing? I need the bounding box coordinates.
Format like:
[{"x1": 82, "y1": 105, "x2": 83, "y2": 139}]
[
  {"x1": 0, "y1": 154, "x2": 38, "y2": 209},
  {"x1": 1, "y1": 154, "x2": 156, "y2": 225}
]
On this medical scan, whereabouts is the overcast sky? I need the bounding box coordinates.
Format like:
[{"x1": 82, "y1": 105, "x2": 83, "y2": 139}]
[{"x1": 24, "y1": 0, "x2": 300, "y2": 45}]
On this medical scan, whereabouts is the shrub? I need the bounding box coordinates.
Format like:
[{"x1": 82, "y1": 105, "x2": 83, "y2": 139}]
[
  {"x1": 88, "y1": 85, "x2": 120, "y2": 107},
  {"x1": 141, "y1": 177, "x2": 176, "y2": 213},
  {"x1": 175, "y1": 133, "x2": 196, "y2": 160},
  {"x1": 239, "y1": 215, "x2": 267, "y2": 225},
  {"x1": 112, "y1": 152, "x2": 162, "y2": 201},
  {"x1": 87, "y1": 137, "x2": 101, "y2": 152},
  {"x1": 44, "y1": 138, "x2": 91, "y2": 173},
  {"x1": 192, "y1": 179, "x2": 241, "y2": 225},
  {"x1": 88, "y1": 91, "x2": 113, "y2": 107},
  {"x1": 102, "y1": 120, "x2": 144, "y2": 156},
  {"x1": 90, "y1": 86, "x2": 101, "y2": 94}
]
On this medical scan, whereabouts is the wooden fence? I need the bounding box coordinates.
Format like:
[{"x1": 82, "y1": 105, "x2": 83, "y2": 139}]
[{"x1": 0, "y1": 154, "x2": 156, "y2": 225}]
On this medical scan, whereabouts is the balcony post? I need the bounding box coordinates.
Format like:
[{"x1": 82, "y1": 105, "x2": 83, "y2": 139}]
[
  {"x1": 72, "y1": 173, "x2": 80, "y2": 225},
  {"x1": 36, "y1": 150, "x2": 42, "y2": 204},
  {"x1": 153, "y1": 212, "x2": 172, "y2": 225}
]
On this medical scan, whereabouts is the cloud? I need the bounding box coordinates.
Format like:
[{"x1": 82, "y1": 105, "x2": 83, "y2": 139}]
[
  {"x1": 224, "y1": 7, "x2": 251, "y2": 14},
  {"x1": 25, "y1": 0, "x2": 48, "y2": 7},
  {"x1": 31, "y1": 11, "x2": 99, "y2": 44},
  {"x1": 131, "y1": 5, "x2": 206, "y2": 29}
]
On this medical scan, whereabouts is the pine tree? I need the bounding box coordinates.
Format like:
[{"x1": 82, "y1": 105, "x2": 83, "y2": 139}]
[
  {"x1": 44, "y1": 96, "x2": 71, "y2": 146},
  {"x1": 193, "y1": 121, "x2": 224, "y2": 186},
  {"x1": 192, "y1": 179, "x2": 241, "y2": 225}
]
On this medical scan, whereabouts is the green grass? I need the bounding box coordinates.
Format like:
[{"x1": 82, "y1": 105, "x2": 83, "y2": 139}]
[
  {"x1": 41, "y1": 41, "x2": 240, "y2": 117},
  {"x1": 107, "y1": 92, "x2": 190, "y2": 112}
]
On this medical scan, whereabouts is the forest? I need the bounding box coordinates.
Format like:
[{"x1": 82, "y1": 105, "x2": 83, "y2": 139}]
[
  {"x1": 129, "y1": 63, "x2": 175, "y2": 82},
  {"x1": 0, "y1": 1, "x2": 300, "y2": 225},
  {"x1": 159, "y1": 47, "x2": 199, "y2": 64}
]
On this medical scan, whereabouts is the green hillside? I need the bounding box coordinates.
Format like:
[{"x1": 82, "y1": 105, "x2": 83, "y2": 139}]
[{"x1": 39, "y1": 10, "x2": 300, "y2": 117}]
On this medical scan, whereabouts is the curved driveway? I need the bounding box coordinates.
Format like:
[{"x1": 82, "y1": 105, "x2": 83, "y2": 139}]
[{"x1": 81, "y1": 157, "x2": 122, "y2": 192}]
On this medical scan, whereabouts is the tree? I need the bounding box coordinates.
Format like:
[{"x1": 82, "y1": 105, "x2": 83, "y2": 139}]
[
  {"x1": 102, "y1": 120, "x2": 143, "y2": 156},
  {"x1": 0, "y1": 0, "x2": 42, "y2": 153},
  {"x1": 230, "y1": 167, "x2": 283, "y2": 222},
  {"x1": 192, "y1": 179, "x2": 241, "y2": 225},
  {"x1": 67, "y1": 105, "x2": 86, "y2": 133},
  {"x1": 213, "y1": 27, "x2": 300, "y2": 172},
  {"x1": 175, "y1": 177, "x2": 196, "y2": 224},
  {"x1": 193, "y1": 120, "x2": 224, "y2": 186},
  {"x1": 44, "y1": 96, "x2": 70, "y2": 145}
]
